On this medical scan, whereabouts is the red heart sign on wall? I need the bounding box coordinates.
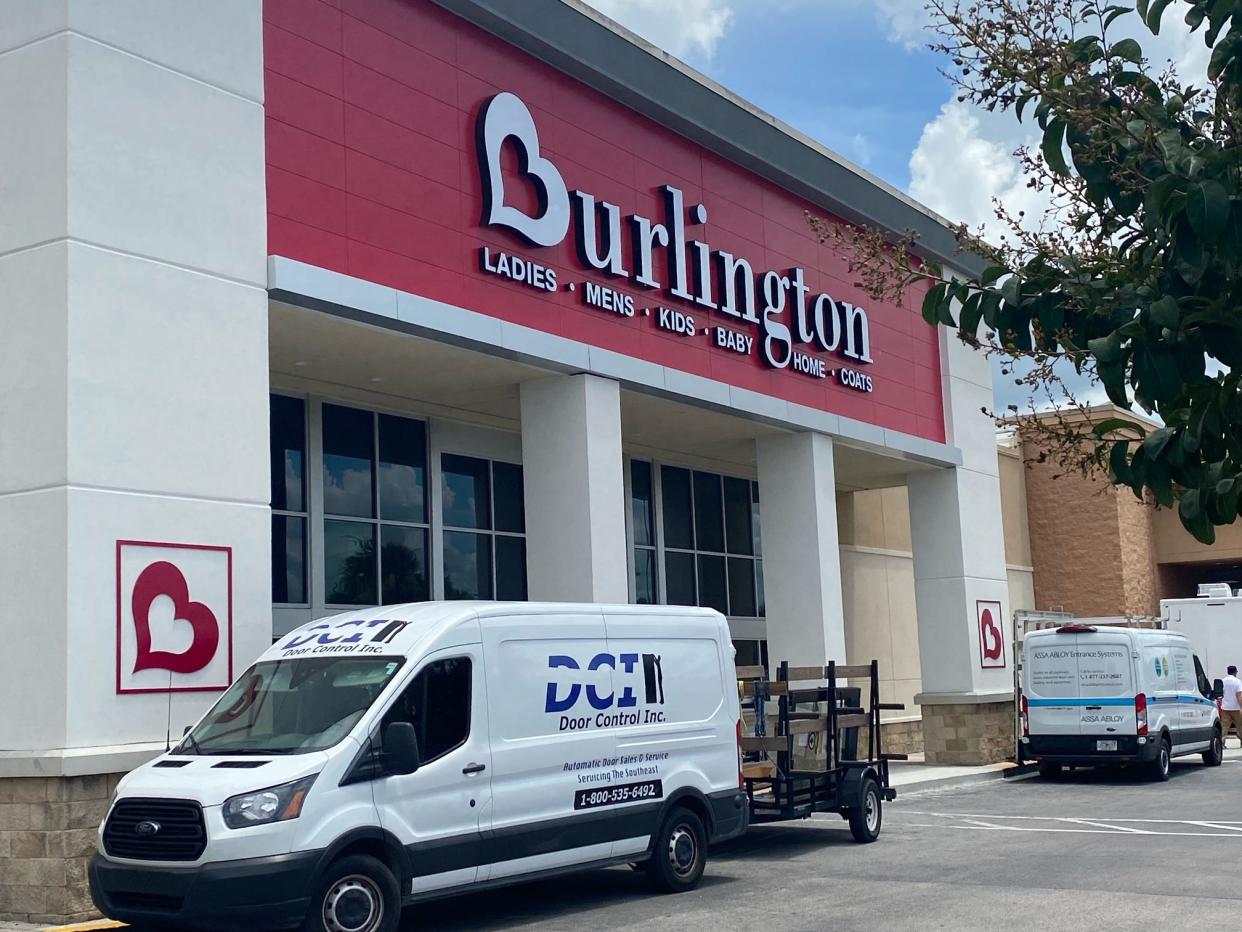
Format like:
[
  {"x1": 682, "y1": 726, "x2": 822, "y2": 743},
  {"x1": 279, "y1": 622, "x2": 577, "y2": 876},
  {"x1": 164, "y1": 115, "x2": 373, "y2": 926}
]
[
  {"x1": 131, "y1": 560, "x2": 219, "y2": 675},
  {"x1": 116, "y1": 540, "x2": 232, "y2": 694}
]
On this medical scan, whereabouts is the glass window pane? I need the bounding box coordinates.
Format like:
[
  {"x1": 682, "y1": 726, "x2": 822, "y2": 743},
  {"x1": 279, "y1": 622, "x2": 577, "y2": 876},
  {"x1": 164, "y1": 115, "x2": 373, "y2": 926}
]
[
  {"x1": 323, "y1": 404, "x2": 375, "y2": 518},
  {"x1": 756, "y1": 558, "x2": 765, "y2": 617},
  {"x1": 630, "y1": 461, "x2": 654, "y2": 547},
  {"x1": 493, "y1": 462, "x2": 525, "y2": 533},
  {"x1": 693, "y1": 472, "x2": 725, "y2": 553},
  {"x1": 728, "y1": 558, "x2": 757, "y2": 618},
  {"x1": 661, "y1": 466, "x2": 693, "y2": 550},
  {"x1": 324, "y1": 519, "x2": 376, "y2": 605},
  {"x1": 634, "y1": 548, "x2": 657, "y2": 605},
  {"x1": 270, "y1": 395, "x2": 306, "y2": 513},
  {"x1": 724, "y1": 476, "x2": 753, "y2": 555},
  {"x1": 443, "y1": 531, "x2": 492, "y2": 599},
  {"x1": 381, "y1": 525, "x2": 429, "y2": 604},
  {"x1": 271, "y1": 515, "x2": 306, "y2": 604},
  {"x1": 383, "y1": 658, "x2": 471, "y2": 765},
  {"x1": 379, "y1": 415, "x2": 427, "y2": 524},
  {"x1": 734, "y1": 639, "x2": 759, "y2": 668},
  {"x1": 752, "y1": 481, "x2": 762, "y2": 557},
  {"x1": 495, "y1": 535, "x2": 528, "y2": 601},
  {"x1": 665, "y1": 551, "x2": 696, "y2": 606},
  {"x1": 697, "y1": 554, "x2": 727, "y2": 614},
  {"x1": 442, "y1": 454, "x2": 492, "y2": 530}
]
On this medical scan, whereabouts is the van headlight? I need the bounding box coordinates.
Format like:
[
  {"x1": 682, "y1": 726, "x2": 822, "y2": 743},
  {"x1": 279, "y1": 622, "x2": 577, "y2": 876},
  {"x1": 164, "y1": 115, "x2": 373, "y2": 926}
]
[{"x1": 222, "y1": 775, "x2": 317, "y2": 829}]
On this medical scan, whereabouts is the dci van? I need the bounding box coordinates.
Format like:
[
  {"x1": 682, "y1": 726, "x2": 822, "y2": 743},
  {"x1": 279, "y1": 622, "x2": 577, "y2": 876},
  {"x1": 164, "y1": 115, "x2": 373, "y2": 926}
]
[{"x1": 89, "y1": 602, "x2": 747, "y2": 931}]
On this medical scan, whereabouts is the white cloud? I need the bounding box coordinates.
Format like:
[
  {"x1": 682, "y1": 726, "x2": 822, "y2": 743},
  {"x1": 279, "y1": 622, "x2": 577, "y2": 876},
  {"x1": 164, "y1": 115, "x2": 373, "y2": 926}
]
[
  {"x1": 584, "y1": 0, "x2": 735, "y2": 61},
  {"x1": 872, "y1": 0, "x2": 932, "y2": 49}
]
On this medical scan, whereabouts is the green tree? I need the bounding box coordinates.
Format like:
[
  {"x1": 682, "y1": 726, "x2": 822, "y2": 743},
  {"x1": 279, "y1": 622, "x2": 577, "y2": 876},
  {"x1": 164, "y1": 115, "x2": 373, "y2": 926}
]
[{"x1": 826, "y1": 0, "x2": 1242, "y2": 542}]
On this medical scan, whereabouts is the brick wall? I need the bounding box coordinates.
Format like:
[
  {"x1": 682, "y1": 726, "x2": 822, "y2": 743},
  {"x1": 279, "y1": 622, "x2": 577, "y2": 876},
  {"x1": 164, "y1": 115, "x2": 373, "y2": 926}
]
[
  {"x1": 0, "y1": 774, "x2": 120, "y2": 924},
  {"x1": 921, "y1": 701, "x2": 1014, "y2": 765},
  {"x1": 1023, "y1": 442, "x2": 1158, "y2": 616}
]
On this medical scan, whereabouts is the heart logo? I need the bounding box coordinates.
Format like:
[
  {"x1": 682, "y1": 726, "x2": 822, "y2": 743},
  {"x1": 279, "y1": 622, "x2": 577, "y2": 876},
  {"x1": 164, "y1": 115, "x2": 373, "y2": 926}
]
[
  {"x1": 980, "y1": 608, "x2": 1003, "y2": 661},
  {"x1": 131, "y1": 561, "x2": 219, "y2": 675},
  {"x1": 477, "y1": 92, "x2": 571, "y2": 247}
]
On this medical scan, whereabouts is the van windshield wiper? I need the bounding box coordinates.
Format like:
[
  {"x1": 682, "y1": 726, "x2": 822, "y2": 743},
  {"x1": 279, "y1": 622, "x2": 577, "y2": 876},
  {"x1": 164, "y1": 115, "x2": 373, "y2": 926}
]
[{"x1": 198, "y1": 747, "x2": 298, "y2": 756}]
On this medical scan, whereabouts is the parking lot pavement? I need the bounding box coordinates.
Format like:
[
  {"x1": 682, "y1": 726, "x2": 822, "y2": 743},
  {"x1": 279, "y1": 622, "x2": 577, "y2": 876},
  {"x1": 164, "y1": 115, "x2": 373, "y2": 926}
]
[{"x1": 406, "y1": 751, "x2": 1242, "y2": 931}]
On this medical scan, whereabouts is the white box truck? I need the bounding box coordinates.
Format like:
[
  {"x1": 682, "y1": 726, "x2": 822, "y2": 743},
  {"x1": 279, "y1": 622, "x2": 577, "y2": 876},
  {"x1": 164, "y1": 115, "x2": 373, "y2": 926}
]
[
  {"x1": 1162, "y1": 587, "x2": 1242, "y2": 683},
  {"x1": 1020, "y1": 623, "x2": 1222, "y2": 780},
  {"x1": 89, "y1": 602, "x2": 748, "y2": 932}
]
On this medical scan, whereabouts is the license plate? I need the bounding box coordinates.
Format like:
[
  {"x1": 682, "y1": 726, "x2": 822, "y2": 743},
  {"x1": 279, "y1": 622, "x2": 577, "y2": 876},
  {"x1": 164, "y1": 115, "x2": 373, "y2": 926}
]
[{"x1": 1096, "y1": 740, "x2": 1118, "y2": 752}]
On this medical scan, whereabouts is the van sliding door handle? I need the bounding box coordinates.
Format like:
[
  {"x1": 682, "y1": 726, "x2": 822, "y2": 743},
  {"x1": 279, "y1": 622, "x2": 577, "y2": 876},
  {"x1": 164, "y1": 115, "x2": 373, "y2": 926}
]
[{"x1": 462, "y1": 763, "x2": 486, "y2": 775}]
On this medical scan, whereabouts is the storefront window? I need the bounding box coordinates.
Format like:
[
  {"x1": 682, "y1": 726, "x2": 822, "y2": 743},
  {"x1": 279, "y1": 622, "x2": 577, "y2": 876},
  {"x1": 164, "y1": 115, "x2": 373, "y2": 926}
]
[
  {"x1": 630, "y1": 461, "x2": 657, "y2": 604},
  {"x1": 270, "y1": 395, "x2": 308, "y2": 605},
  {"x1": 644, "y1": 463, "x2": 764, "y2": 618},
  {"x1": 323, "y1": 404, "x2": 429, "y2": 607},
  {"x1": 441, "y1": 454, "x2": 527, "y2": 600}
]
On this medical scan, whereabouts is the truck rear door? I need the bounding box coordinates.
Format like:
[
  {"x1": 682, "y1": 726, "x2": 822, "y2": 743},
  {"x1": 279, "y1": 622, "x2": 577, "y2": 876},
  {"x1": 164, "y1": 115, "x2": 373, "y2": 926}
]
[
  {"x1": 1075, "y1": 633, "x2": 1135, "y2": 739},
  {"x1": 1025, "y1": 633, "x2": 1083, "y2": 735}
]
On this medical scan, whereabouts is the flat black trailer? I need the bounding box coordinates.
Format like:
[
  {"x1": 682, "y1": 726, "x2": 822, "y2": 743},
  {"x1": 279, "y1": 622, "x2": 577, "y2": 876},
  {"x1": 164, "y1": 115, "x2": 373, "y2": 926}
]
[{"x1": 736, "y1": 659, "x2": 905, "y2": 842}]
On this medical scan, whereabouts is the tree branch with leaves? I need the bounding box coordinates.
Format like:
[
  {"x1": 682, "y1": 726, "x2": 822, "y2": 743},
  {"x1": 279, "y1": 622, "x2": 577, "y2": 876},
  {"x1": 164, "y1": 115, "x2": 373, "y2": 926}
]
[{"x1": 817, "y1": 0, "x2": 1242, "y2": 542}]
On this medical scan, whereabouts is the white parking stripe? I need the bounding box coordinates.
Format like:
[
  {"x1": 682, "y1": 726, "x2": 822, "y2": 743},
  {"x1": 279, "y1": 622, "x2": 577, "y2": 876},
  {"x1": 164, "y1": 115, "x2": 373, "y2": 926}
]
[
  {"x1": 1062, "y1": 818, "x2": 1153, "y2": 833},
  {"x1": 900, "y1": 811, "x2": 1242, "y2": 837}
]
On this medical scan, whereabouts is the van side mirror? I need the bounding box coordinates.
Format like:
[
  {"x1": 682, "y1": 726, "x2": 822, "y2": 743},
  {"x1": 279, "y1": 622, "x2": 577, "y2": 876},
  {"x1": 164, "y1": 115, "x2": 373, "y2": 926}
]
[
  {"x1": 1213, "y1": 679, "x2": 1225, "y2": 701},
  {"x1": 382, "y1": 722, "x2": 420, "y2": 776}
]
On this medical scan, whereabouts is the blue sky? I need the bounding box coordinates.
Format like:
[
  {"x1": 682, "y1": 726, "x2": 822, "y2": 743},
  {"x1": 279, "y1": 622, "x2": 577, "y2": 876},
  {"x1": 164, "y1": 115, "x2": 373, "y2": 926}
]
[{"x1": 680, "y1": 5, "x2": 951, "y2": 189}]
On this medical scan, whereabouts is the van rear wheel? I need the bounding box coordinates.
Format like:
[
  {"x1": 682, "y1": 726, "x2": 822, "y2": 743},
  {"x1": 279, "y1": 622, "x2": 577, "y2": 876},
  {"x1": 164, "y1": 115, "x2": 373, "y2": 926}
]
[
  {"x1": 1203, "y1": 730, "x2": 1224, "y2": 767},
  {"x1": 646, "y1": 807, "x2": 707, "y2": 893},
  {"x1": 1148, "y1": 736, "x2": 1172, "y2": 782},
  {"x1": 303, "y1": 853, "x2": 400, "y2": 932}
]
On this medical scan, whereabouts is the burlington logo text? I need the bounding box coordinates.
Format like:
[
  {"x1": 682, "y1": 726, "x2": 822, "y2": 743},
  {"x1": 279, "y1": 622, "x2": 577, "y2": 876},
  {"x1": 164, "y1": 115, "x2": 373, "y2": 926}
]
[{"x1": 476, "y1": 92, "x2": 875, "y2": 392}]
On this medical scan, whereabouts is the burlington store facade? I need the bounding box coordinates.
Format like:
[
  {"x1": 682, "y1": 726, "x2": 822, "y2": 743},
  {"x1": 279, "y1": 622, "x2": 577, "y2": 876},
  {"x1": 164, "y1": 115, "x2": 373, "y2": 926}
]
[{"x1": 2, "y1": 0, "x2": 1012, "y2": 920}]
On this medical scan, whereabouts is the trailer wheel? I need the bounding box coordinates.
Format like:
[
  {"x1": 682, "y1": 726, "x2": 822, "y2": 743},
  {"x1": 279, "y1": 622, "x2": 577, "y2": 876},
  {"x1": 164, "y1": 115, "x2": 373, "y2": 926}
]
[
  {"x1": 1203, "y1": 729, "x2": 1224, "y2": 767},
  {"x1": 646, "y1": 806, "x2": 707, "y2": 893},
  {"x1": 848, "y1": 777, "x2": 882, "y2": 843},
  {"x1": 302, "y1": 853, "x2": 400, "y2": 932}
]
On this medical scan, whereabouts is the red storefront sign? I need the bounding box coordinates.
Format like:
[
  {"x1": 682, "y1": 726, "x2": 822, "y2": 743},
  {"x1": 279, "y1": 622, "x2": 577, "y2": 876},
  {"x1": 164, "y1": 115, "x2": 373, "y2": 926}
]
[{"x1": 263, "y1": 0, "x2": 945, "y2": 442}]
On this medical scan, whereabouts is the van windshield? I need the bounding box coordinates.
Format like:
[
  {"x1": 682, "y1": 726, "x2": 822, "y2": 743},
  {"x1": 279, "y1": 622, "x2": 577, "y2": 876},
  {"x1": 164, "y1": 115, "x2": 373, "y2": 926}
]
[{"x1": 177, "y1": 656, "x2": 405, "y2": 755}]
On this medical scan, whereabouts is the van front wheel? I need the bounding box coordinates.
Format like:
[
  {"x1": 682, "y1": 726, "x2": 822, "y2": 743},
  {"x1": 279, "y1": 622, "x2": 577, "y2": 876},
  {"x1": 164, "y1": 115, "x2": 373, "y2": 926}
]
[
  {"x1": 303, "y1": 853, "x2": 400, "y2": 932},
  {"x1": 646, "y1": 807, "x2": 707, "y2": 893}
]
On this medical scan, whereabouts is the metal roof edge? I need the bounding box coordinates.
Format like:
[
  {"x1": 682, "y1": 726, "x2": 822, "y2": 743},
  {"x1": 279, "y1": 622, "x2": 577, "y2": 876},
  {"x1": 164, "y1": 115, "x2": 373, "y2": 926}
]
[{"x1": 431, "y1": 0, "x2": 987, "y2": 278}]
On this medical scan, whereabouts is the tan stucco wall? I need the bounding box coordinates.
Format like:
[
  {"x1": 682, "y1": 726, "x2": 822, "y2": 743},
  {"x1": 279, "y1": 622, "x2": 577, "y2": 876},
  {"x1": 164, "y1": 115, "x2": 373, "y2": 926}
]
[
  {"x1": 998, "y1": 444, "x2": 1033, "y2": 568},
  {"x1": 1153, "y1": 504, "x2": 1242, "y2": 565},
  {"x1": 837, "y1": 488, "x2": 920, "y2": 720}
]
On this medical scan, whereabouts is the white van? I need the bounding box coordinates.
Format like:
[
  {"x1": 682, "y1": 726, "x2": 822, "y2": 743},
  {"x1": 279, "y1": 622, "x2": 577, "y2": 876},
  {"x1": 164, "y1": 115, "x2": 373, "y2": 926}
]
[
  {"x1": 90, "y1": 602, "x2": 748, "y2": 932},
  {"x1": 1021, "y1": 623, "x2": 1223, "y2": 780}
]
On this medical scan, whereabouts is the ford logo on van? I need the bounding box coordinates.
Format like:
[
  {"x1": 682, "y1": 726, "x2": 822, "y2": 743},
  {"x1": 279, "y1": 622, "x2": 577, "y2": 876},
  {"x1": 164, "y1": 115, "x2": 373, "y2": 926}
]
[{"x1": 134, "y1": 821, "x2": 161, "y2": 836}]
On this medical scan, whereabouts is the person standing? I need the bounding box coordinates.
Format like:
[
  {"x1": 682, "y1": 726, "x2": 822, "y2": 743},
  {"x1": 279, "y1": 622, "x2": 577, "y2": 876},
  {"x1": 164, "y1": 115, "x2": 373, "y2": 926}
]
[{"x1": 1221, "y1": 665, "x2": 1242, "y2": 748}]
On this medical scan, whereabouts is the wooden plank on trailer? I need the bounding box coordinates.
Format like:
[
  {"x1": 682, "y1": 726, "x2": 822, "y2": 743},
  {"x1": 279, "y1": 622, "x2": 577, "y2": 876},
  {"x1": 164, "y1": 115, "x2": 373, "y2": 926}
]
[
  {"x1": 833, "y1": 665, "x2": 875, "y2": 679},
  {"x1": 739, "y1": 681, "x2": 788, "y2": 697},
  {"x1": 735, "y1": 665, "x2": 767, "y2": 679},
  {"x1": 784, "y1": 665, "x2": 827, "y2": 681},
  {"x1": 836, "y1": 713, "x2": 870, "y2": 729},
  {"x1": 742, "y1": 761, "x2": 776, "y2": 779}
]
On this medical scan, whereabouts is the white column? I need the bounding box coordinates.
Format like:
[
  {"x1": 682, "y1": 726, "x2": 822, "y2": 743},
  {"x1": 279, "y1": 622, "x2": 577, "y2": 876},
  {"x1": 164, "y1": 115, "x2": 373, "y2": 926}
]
[
  {"x1": 909, "y1": 327, "x2": 1012, "y2": 699},
  {"x1": 756, "y1": 432, "x2": 846, "y2": 667},
  {"x1": 520, "y1": 374, "x2": 628, "y2": 603},
  {"x1": 0, "y1": 6, "x2": 269, "y2": 766}
]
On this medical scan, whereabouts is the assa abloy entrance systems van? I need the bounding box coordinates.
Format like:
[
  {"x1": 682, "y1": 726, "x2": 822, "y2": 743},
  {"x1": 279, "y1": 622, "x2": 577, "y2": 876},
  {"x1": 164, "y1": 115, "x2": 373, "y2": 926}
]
[
  {"x1": 90, "y1": 603, "x2": 748, "y2": 932},
  {"x1": 1021, "y1": 623, "x2": 1223, "y2": 780}
]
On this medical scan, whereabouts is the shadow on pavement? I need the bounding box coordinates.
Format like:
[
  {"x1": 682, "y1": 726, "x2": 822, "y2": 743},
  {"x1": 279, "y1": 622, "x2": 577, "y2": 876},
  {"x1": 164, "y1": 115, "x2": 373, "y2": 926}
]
[
  {"x1": 404, "y1": 868, "x2": 735, "y2": 930},
  {"x1": 1033, "y1": 760, "x2": 1205, "y2": 787}
]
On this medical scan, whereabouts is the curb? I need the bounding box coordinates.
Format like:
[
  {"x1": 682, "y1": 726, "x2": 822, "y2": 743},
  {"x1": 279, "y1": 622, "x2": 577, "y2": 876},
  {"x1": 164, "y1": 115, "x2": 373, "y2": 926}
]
[{"x1": 893, "y1": 763, "x2": 1038, "y2": 795}]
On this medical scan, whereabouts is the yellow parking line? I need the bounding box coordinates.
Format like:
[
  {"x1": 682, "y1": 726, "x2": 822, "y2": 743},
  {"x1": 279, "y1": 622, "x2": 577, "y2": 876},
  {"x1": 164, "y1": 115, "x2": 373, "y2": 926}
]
[{"x1": 41, "y1": 921, "x2": 126, "y2": 931}]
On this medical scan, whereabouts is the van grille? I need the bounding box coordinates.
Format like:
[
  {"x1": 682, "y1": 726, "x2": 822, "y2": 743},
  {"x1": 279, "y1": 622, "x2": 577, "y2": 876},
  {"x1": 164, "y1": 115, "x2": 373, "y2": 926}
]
[{"x1": 103, "y1": 798, "x2": 206, "y2": 862}]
